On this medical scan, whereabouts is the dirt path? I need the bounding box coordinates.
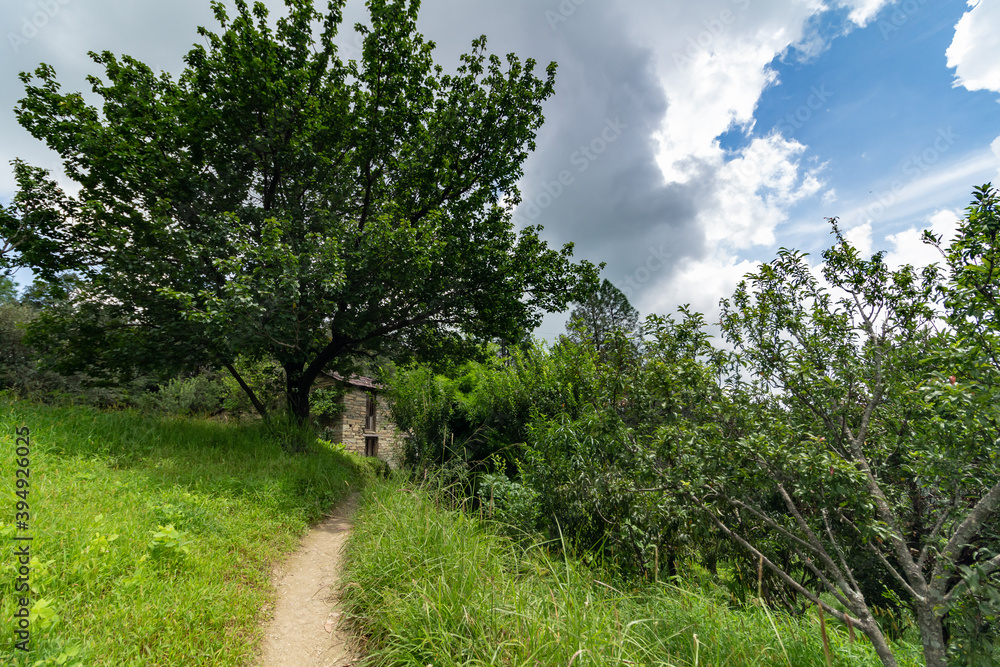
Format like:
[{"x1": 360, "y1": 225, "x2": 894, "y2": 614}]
[{"x1": 258, "y1": 493, "x2": 360, "y2": 667}]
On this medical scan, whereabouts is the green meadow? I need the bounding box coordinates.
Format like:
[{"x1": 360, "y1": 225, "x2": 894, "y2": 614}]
[{"x1": 0, "y1": 398, "x2": 367, "y2": 666}]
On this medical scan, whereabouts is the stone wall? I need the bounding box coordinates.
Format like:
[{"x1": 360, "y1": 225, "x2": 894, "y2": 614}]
[{"x1": 327, "y1": 387, "x2": 404, "y2": 465}]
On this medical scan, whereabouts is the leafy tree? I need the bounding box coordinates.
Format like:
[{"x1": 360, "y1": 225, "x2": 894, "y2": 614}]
[
  {"x1": 0, "y1": 276, "x2": 17, "y2": 303},
  {"x1": 927, "y1": 184, "x2": 1000, "y2": 663},
  {"x1": 7, "y1": 0, "x2": 596, "y2": 428},
  {"x1": 390, "y1": 312, "x2": 728, "y2": 579},
  {"x1": 524, "y1": 312, "x2": 731, "y2": 578},
  {"x1": 0, "y1": 297, "x2": 35, "y2": 391},
  {"x1": 0, "y1": 199, "x2": 23, "y2": 273},
  {"x1": 0, "y1": 160, "x2": 74, "y2": 276},
  {"x1": 18, "y1": 274, "x2": 81, "y2": 310},
  {"x1": 565, "y1": 278, "x2": 639, "y2": 354},
  {"x1": 706, "y1": 219, "x2": 999, "y2": 667}
]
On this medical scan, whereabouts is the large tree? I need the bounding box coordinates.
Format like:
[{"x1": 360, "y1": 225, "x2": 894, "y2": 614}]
[
  {"x1": 4, "y1": 0, "x2": 597, "y2": 424},
  {"x1": 565, "y1": 277, "x2": 639, "y2": 353},
  {"x1": 703, "y1": 216, "x2": 1000, "y2": 667}
]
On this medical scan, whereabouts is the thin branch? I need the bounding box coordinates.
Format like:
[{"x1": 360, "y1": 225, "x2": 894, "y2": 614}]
[
  {"x1": 822, "y1": 508, "x2": 862, "y2": 592},
  {"x1": 222, "y1": 359, "x2": 270, "y2": 422},
  {"x1": 918, "y1": 491, "x2": 961, "y2": 570},
  {"x1": 942, "y1": 552, "x2": 1000, "y2": 606},
  {"x1": 774, "y1": 482, "x2": 855, "y2": 597},
  {"x1": 698, "y1": 501, "x2": 864, "y2": 628},
  {"x1": 933, "y1": 478, "x2": 1000, "y2": 591},
  {"x1": 832, "y1": 507, "x2": 920, "y2": 600}
]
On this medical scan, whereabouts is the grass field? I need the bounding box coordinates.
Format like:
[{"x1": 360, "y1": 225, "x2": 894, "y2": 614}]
[
  {"x1": 0, "y1": 398, "x2": 366, "y2": 666},
  {"x1": 340, "y1": 480, "x2": 925, "y2": 667}
]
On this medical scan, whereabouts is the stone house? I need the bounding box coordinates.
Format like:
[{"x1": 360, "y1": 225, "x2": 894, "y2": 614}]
[{"x1": 321, "y1": 374, "x2": 403, "y2": 464}]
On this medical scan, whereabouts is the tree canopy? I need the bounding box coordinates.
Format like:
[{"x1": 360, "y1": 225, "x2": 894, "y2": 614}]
[
  {"x1": 565, "y1": 277, "x2": 639, "y2": 353},
  {"x1": 2, "y1": 0, "x2": 597, "y2": 424}
]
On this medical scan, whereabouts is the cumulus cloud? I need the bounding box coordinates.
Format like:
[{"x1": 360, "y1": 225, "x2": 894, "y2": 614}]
[
  {"x1": 836, "y1": 0, "x2": 893, "y2": 27},
  {"x1": 703, "y1": 134, "x2": 825, "y2": 249},
  {"x1": 946, "y1": 0, "x2": 1000, "y2": 94},
  {"x1": 641, "y1": 250, "x2": 759, "y2": 325},
  {"x1": 0, "y1": 0, "x2": 897, "y2": 334},
  {"x1": 844, "y1": 221, "x2": 873, "y2": 256},
  {"x1": 885, "y1": 209, "x2": 961, "y2": 269},
  {"x1": 650, "y1": 0, "x2": 823, "y2": 184},
  {"x1": 992, "y1": 135, "x2": 1000, "y2": 181}
]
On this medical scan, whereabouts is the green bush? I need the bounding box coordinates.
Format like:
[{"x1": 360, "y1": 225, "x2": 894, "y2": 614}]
[
  {"x1": 136, "y1": 372, "x2": 227, "y2": 416},
  {"x1": 219, "y1": 355, "x2": 285, "y2": 418},
  {"x1": 478, "y1": 470, "x2": 540, "y2": 533},
  {"x1": 309, "y1": 384, "x2": 347, "y2": 423},
  {"x1": 0, "y1": 302, "x2": 33, "y2": 385}
]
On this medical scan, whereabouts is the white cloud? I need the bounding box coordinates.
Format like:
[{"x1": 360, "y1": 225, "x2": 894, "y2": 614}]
[
  {"x1": 885, "y1": 209, "x2": 961, "y2": 269},
  {"x1": 653, "y1": 40, "x2": 783, "y2": 184},
  {"x1": 642, "y1": 250, "x2": 759, "y2": 324},
  {"x1": 649, "y1": 1, "x2": 825, "y2": 184},
  {"x1": 620, "y1": 0, "x2": 859, "y2": 320},
  {"x1": 947, "y1": 0, "x2": 1000, "y2": 93},
  {"x1": 992, "y1": 135, "x2": 1000, "y2": 180},
  {"x1": 837, "y1": 0, "x2": 893, "y2": 27},
  {"x1": 704, "y1": 134, "x2": 825, "y2": 249},
  {"x1": 844, "y1": 221, "x2": 872, "y2": 255}
]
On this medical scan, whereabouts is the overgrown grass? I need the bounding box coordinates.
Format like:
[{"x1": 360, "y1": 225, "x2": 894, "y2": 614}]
[
  {"x1": 0, "y1": 397, "x2": 369, "y2": 666},
  {"x1": 341, "y1": 480, "x2": 925, "y2": 666}
]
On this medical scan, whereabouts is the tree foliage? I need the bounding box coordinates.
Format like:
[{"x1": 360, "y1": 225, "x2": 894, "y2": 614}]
[
  {"x1": 5, "y1": 0, "x2": 596, "y2": 427},
  {"x1": 390, "y1": 192, "x2": 1000, "y2": 667},
  {"x1": 565, "y1": 277, "x2": 639, "y2": 354},
  {"x1": 707, "y1": 216, "x2": 1000, "y2": 667}
]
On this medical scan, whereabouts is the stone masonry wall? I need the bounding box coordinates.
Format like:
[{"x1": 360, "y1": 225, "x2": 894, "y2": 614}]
[{"x1": 328, "y1": 387, "x2": 404, "y2": 465}]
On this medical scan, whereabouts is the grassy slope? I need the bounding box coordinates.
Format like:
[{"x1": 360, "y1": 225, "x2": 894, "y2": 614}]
[
  {"x1": 0, "y1": 398, "x2": 366, "y2": 666},
  {"x1": 341, "y1": 481, "x2": 925, "y2": 667}
]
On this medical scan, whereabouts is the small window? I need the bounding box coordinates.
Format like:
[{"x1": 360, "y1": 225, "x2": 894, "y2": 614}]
[
  {"x1": 364, "y1": 436, "x2": 379, "y2": 458},
  {"x1": 365, "y1": 394, "x2": 378, "y2": 431},
  {"x1": 365, "y1": 392, "x2": 377, "y2": 431}
]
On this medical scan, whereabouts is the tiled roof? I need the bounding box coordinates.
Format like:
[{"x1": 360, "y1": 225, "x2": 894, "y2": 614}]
[{"x1": 329, "y1": 372, "x2": 383, "y2": 390}]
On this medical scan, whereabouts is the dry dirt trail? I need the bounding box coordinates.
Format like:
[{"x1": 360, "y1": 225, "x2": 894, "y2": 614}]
[{"x1": 258, "y1": 493, "x2": 361, "y2": 667}]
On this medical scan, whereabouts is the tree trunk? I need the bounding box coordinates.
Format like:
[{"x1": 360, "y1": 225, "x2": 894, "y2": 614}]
[
  {"x1": 283, "y1": 361, "x2": 311, "y2": 426},
  {"x1": 856, "y1": 609, "x2": 900, "y2": 667},
  {"x1": 915, "y1": 602, "x2": 948, "y2": 667}
]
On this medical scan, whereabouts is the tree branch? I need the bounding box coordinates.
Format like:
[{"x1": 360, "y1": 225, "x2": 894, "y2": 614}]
[
  {"x1": 697, "y1": 500, "x2": 865, "y2": 629},
  {"x1": 222, "y1": 359, "x2": 270, "y2": 422},
  {"x1": 942, "y1": 552, "x2": 1000, "y2": 607},
  {"x1": 933, "y1": 477, "x2": 1000, "y2": 591}
]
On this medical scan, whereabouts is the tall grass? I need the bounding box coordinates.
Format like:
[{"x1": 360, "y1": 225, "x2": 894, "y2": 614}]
[
  {"x1": 340, "y1": 480, "x2": 925, "y2": 666},
  {"x1": 0, "y1": 398, "x2": 367, "y2": 666}
]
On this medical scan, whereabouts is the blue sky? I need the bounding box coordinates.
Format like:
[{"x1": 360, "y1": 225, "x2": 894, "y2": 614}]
[
  {"x1": 751, "y1": 1, "x2": 1000, "y2": 253},
  {"x1": 1, "y1": 0, "x2": 998, "y2": 337}
]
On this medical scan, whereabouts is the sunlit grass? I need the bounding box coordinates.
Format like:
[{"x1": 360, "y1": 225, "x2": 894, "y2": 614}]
[
  {"x1": 0, "y1": 397, "x2": 366, "y2": 666},
  {"x1": 341, "y1": 480, "x2": 925, "y2": 666}
]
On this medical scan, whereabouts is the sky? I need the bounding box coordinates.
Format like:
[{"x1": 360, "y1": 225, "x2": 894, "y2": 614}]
[{"x1": 1, "y1": 0, "x2": 999, "y2": 339}]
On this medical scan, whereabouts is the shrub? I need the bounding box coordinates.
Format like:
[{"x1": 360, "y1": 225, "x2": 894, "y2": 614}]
[
  {"x1": 478, "y1": 471, "x2": 540, "y2": 533},
  {"x1": 136, "y1": 372, "x2": 227, "y2": 416}
]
